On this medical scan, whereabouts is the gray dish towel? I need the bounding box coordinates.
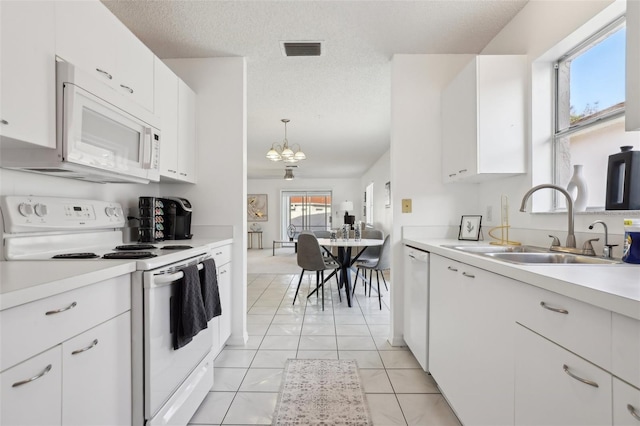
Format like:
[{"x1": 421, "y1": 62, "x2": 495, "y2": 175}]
[
  {"x1": 200, "y1": 258, "x2": 222, "y2": 320},
  {"x1": 173, "y1": 264, "x2": 208, "y2": 350}
]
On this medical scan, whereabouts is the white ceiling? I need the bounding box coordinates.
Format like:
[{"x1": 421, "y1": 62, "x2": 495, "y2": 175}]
[{"x1": 102, "y1": 0, "x2": 528, "y2": 180}]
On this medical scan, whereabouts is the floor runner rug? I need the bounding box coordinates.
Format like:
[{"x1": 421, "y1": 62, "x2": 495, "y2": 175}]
[{"x1": 272, "y1": 359, "x2": 372, "y2": 425}]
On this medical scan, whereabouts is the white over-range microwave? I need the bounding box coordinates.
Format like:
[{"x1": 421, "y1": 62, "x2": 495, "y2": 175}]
[{"x1": 0, "y1": 60, "x2": 160, "y2": 184}]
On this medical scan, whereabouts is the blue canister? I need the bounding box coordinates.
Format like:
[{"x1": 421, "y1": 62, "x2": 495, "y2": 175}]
[{"x1": 622, "y1": 218, "x2": 640, "y2": 264}]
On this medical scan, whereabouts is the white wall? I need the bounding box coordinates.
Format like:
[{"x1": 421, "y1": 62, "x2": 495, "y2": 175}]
[
  {"x1": 164, "y1": 57, "x2": 248, "y2": 345},
  {"x1": 247, "y1": 177, "x2": 361, "y2": 244},
  {"x1": 360, "y1": 149, "x2": 392, "y2": 236},
  {"x1": 390, "y1": 54, "x2": 481, "y2": 345}
]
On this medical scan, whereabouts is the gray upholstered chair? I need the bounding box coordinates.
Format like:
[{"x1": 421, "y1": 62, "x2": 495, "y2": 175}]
[
  {"x1": 293, "y1": 232, "x2": 340, "y2": 310},
  {"x1": 353, "y1": 235, "x2": 390, "y2": 310},
  {"x1": 352, "y1": 228, "x2": 384, "y2": 294}
]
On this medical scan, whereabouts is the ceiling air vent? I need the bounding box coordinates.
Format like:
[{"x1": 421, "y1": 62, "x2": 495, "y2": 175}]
[{"x1": 281, "y1": 41, "x2": 323, "y2": 57}]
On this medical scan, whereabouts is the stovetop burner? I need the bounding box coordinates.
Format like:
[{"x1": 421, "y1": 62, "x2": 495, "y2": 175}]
[
  {"x1": 161, "y1": 245, "x2": 193, "y2": 250},
  {"x1": 52, "y1": 253, "x2": 100, "y2": 259},
  {"x1": 115, "y1": 244, "x2": 157, "y2": 251},
  {"x1": 103, "y1": 251, "x2": 158, "y2": 259}
]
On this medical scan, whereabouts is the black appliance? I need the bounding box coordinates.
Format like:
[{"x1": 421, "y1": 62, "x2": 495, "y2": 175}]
[
  {"x1": 606, "y1": 146, "x2": 640, "y2": 210},
  {"x1": 138, "y1": 197, "x2": 193, "y2": 242}
]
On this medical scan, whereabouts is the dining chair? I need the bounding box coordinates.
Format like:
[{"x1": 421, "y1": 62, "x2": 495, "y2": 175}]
[
  {"x1": 353, "y1": 235, "x2": 390, "y2": 310},
  {"x1": 352, "y1": 228, "x2": 384, "y2": 294},
  {"x1": 293, "y1": 232, "x2": 341, "y2": 310}
]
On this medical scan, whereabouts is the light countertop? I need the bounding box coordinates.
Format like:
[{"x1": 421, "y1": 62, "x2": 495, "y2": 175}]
[
  {"x1": 0, "y1": 238, "x2": 233, "y2": 311},
  {"x1": 404, "y1": 238, "x2": 640, "y2": 320}
]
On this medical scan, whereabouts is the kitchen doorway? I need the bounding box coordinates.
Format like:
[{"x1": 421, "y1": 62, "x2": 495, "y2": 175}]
[{"x1": 280, "y1": 191, "x2": 333, "y2": 239}]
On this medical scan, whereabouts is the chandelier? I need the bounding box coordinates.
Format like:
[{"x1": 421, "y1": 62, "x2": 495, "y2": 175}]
[{"x1": 266, "y1": 119, "x2": 306, "y2": 163}]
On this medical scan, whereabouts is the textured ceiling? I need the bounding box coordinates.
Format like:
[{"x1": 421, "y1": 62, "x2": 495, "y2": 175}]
[{"x1": 102, "y1": 0, "x2": 528, "y2": 179}]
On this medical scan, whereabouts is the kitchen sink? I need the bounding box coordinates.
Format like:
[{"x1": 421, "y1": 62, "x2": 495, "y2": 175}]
[
  {"x1": 441, "y1": 244, "x2": 621, "y2": 265},
  {"x1": 484, "y1": 252, "x2": 621, "y2": 265},
  {"x1": 442, "y1": 245, "x2": 548, "y2": 254}
]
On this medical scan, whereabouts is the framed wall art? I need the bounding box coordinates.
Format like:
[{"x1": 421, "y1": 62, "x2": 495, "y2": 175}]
[
  {"x1": 247, "y1": 194, "x2": 268, "y2": 222},
  {"x1": 458, "y1": 215, "x2": 482, "y2": 241}
]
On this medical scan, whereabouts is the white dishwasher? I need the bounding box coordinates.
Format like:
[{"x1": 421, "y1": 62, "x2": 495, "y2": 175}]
[{"x1": 403, "y1": 245, "x2": 429, "y2": 371}]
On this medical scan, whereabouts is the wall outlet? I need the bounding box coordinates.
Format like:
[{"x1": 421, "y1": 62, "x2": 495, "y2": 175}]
[
  {"x1": 486, "y1": 205, "x2": 493, "y2": 223},
  {"x1": 402, "y1": 199, "x2": 412, "y2": 213}
]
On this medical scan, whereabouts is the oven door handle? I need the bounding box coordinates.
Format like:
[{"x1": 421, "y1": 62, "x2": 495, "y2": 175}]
[{"x1": 152, "y1": 262, "x2": 205, "y2": 287}]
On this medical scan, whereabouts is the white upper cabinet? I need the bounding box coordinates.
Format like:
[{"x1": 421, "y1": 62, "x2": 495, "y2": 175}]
[
  {"x1": 178, "y1": 80, "x2": 197, "y2": 183},
  {"x1": 55, "y1": 0, "x2": 154, "y2": 111},
  {"x1": 0, "y1": 1, "x2": 56, "y2": 148},
  {"x1": 442, "y1": 55, "x2": 527, "y2": 182},
  {"x1": 154, "y1": 59, "x2": 197, "y2": 183},
  {"x1": 626, "y1": 0, "x2": 640, "y2": 131},
  {"x1": 154, "y1": 59, "x2": 180, "y2": 179}
]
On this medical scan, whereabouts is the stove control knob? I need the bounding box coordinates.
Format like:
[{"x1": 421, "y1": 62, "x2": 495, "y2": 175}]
[
  {"x1": 18, "y1": 203, "x2": 34, "y2": 217},
  {"x1": 34, "y1": 203, "x2": 48, "y2": 217},
  {"x1": 105, "y1": 207, "x2": 115, "y2": 217}
]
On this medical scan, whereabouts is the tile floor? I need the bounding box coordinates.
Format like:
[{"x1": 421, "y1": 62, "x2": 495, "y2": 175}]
[{"x1": 189, "y1": 271, "x2": 461, "y2": 425}]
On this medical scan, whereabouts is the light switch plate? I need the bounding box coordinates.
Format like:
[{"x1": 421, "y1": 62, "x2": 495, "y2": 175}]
[{"x1": 402, "y1": 199, "x2": 412, "y2": 213}]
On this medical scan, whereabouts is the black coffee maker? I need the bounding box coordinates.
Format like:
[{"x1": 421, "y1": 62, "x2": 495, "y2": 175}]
[
  {"x1": 138, "y1": 196, "x2": 193, "y2": 242},
  {"x1": 606, "y1": 146, "x2": 640, "y2": 210}
]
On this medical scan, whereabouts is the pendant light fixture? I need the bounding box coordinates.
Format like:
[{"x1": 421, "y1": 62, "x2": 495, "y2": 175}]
[
  {"x1": 284, "y1": 167, "x2": 294, "y2": 180},
  {"x1": 266, "y1": 119, "x2": 306, "y2": 163}
]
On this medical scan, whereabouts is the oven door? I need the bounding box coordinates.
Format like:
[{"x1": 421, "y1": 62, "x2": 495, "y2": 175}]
[
  {"x1": 61, "y1": 81, "x2": 160, "y2": 182},
  {"x1": 143, "y1": 261, "x2": 213, "y2": 420}
]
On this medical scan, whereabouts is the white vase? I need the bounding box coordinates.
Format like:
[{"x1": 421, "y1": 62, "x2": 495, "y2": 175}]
[{"x1": 567, "y1": 164, "x2": 588, "y2": 212}]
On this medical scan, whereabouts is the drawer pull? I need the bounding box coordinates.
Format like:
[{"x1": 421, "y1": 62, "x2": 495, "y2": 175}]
[
  {"x1": 562, "y1": 364, "x2": 598, "y2": 388},
  {"x1": 0, "y1": 119, "x2": 8, "y2": 125},
  {"x1": 447, "y1": 266, "x2": 458, "y2": 272},
  {"x1": 120, "y1": 84, "x2": 134, "y2": 94},
  {"x1": 628, "y1": 404, "x2": 640, "y2": 421},
  {"x1": 96, "y1": 68, "x2": 113, "y2": 80},
  {"x1": 540, "y1": 301, "x2": 568, "y2": 314},
  {"x1": 215, "y1": 251, "x2": 223, "y2": 255},
  {"x1": 448, "y1": 173, "x2": 456, "y2": 178},
  {"x1": 459, "y1": 169, "x2": 468, "y2": 173},
  {"x1": 462, "y1": 272, "x2": 475, "y2": 278},
  {"x1": 71, "y1": 339, "x2": 99, "y2": 355},
  {"x1": 45, "y1": 301, "x2": 77, "y2": 315},
  {"x1": 12, "y1": 364, "x2": 52, "y2": 387}
]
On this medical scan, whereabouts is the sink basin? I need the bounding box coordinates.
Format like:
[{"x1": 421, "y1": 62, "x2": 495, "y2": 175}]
[
  {"x1": 484, "y1": 252, "x2": 621, "y2": 265},
  {"x1": 442, "y1": 245, "x2": 548, "y2": 254}
]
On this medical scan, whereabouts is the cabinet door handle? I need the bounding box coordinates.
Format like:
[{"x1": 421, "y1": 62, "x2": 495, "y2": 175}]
[
  {"x1": 540, "y1": 301, "x2": 568, "y2": 314},
  {"x1": 562, "y1": 364, "x2": 599, "y2": 388},
  {"x1": 167, "y1": 169, "x2": 177, "y2": 174},
  {"x1": 462, "y1": 272, "x2": 475, "y2": 278},
  {"x1": 447, "y1": 266, "x2": 458, "y2": 272},
  {"x1": 120, "y1": 84, "x2": 134, "y2": 94},
  {"x1": 96, "y1": 68, "x2": 113, "y2": 80},
  {"x1": 0, "y1": 119, "x2": 8, "y2": 125},
  {"x1": 71, "y1": 339, "x2": 99, "y2": 355},
  {"x1": 12, "y1": 364, "x2": 52, "y2": 387},
  {"x1": 448, "y1": 173, "x2": 456, "y2": 178},
  {"x1": 45, "y1": 301, "x2": 77, "y2": 315},
  {"x1": 627, "y1": 404, "x2": 640, "y2": 421},
  {"x1": 458, "y1": 169, "x2": 468, "y2": 173},
  {"x1": 408, "y1": 254, "x2": 416, "y2": 259}
]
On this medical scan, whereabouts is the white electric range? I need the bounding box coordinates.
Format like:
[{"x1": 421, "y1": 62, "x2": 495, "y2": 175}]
[{"x1": 1, "y1": 195, "x2": 215, "y2": 426}]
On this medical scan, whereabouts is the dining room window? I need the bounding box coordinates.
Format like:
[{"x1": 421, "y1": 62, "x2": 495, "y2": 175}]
[{"x1": 281, "y1": 191, "x2": 332, "y2": 238}]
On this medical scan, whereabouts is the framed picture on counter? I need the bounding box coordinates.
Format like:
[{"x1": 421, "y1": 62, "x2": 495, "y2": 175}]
[{"x1": 458, "y1": 215, "x2": 482, "y2": 241}]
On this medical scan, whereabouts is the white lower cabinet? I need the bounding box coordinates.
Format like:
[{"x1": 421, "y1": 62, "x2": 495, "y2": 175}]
[
  {"x1": 614, "y1": 377, "x2": 640, "y2": 425},
  {"x1": 211, "y1": 244, "x2": 232, "y2": 356},
  {"x1": 1, "y1": 347, "x2": 62, "y2": 426},
  {"x1": 0, "y1": 275, "x2": 132, "y2": 426},
  {"x1": 62, "y1": 312, "x2": 131, "y2": 425},
  {"x1": 514, "y1": 324, "x2": 612, "y2": 425},
  {"x1": 429, "y1": 254, "x2": 515, "y2": 425}
]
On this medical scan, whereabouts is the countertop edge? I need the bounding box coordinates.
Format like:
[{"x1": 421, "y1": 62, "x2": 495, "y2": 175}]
[{"x1": 404, "y1": 238, "x2": 640, "y2": 321}]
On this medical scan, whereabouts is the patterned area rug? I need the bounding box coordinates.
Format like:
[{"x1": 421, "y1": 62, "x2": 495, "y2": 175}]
[{"x1": 272, "y1": 359, "x2": 372, "y2": 425}]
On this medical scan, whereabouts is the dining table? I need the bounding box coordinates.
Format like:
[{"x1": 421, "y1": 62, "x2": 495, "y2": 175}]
[{"x1": 313, "y1": 238, "x2": 384, "y2": 308}]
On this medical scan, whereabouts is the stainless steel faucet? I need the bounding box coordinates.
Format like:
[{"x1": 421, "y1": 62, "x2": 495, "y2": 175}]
[
  {"x1": 519, "y1": 184, "x2": 576, "y2": 248},
  {"x1": 589, "y1": 220, "x2": 616, "y2": 258}
]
